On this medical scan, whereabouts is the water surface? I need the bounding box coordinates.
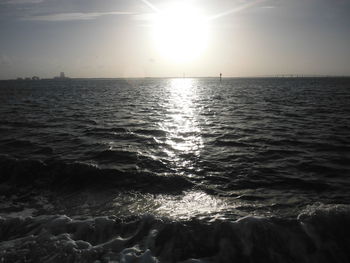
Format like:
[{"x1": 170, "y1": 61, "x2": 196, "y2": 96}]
[{"x1": 0, "y1": 77, "x2": 349, "y2": 262}]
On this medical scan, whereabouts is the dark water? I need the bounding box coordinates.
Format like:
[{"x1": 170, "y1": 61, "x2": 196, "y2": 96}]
[{"x1": 0, "y1": 78, "x2": 349, "y2": 262}]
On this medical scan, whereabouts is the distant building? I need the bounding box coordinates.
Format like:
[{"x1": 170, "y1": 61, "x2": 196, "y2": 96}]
[{"x1": 53, "y1": 72, "x2": 69, "y2": 80}]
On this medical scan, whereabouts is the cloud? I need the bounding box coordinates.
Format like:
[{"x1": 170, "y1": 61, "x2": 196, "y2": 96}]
[
  {"x1": 22, "y1": 11, "x2": 134, "y2": 21},
  {"x1": 133, "y1": 13, "x2": 155, "y2": 21},
  {"x1": 0, "y1": 0, "x2": 137, "y2": 21},
  {"x1": 2, "y1": 0, "x2": 45, "y2": 4},
  {"x1": 261, "y1": 6, "x2": 276, "y2": 9}
]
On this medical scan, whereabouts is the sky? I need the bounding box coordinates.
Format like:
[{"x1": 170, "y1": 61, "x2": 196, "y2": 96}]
[{"x1": 0, "y1": 0, "x2": 350, "y2": 79}]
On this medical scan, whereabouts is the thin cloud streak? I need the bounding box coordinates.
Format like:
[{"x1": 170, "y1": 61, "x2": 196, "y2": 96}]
[
  {"x1": 208, "y1": 0, "x2": 267, "y2": 20},
  {"x1": 22, "y1": 11, "x2": 134, "y2": 21},
  {"x1": 139, "y1": 0, "x2": 268, "y2": 21},
  {"x1": 3, "y1": 0, "x2": 45, "y2": 4},
  {"x1": 140, "y1": 0, "x2": 160, "y2": 13}
]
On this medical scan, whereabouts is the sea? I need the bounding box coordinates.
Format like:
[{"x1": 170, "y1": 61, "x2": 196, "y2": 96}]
[{"x1": 0, "y1": 77, "x2": 349, "y2": 262}]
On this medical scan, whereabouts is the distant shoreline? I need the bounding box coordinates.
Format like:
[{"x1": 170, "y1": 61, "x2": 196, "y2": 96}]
[{"x1": 1, "y1": 76, "x2": 350, "y2": 82}]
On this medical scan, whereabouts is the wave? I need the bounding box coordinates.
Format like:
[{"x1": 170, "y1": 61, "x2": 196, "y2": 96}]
[
  {"x1": 0, "y1": 156, "x2": 192, "y2": 194},
  {"x1": 134, "y1": 129, "x2": 167, "y2": 137},
  {"x1": 0, "y1": 120, "x2": 48, "y2": 129},
  {"x1": 83, "y1": 127, "x2": 129, "y2": 134},
  {"x1": 0, "y1": 139, "x2": 38, "y2": 149},
  {"x1": 0, "y1": 204, "x2": 349, "y2": 262},
  {"x1": 202, "y1": 173, "x2": 333, "y2": 193},
  {"x1": 94, "y1": 149, "x2": 139, "y2": 163}
]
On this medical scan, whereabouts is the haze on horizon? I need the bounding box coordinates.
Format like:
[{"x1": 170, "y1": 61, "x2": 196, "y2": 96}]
[{"x1": 1, "y1": 0, "x2": 350, "y2": 79}]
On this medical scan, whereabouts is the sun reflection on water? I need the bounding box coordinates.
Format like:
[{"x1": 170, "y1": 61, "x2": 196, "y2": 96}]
[
  {"x1": 111, "y1": 190, "x2": 238, "y2": 220},
  {"x1": 109, "y1": 79, "x2": 242, "y2": 219},
  {"x1": 159, "y1": 78, "x2": 203, "y2": 176},
  {"x1": 154, "y1": 191, "x2": 233, "y2": 220}
]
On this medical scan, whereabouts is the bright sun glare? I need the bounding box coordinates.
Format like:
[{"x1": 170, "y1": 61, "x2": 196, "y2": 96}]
[{"x1": 152, "y1": 3, "x2": 209, "y2": 63}]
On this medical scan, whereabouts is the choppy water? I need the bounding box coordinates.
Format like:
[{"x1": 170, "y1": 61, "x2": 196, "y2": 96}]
[{"x1": 0, "y1": 78, "x2": 350, "y2": 262}]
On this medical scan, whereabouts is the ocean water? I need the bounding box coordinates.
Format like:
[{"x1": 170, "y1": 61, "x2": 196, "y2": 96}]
[{"x1": 0, "y1": 77, "x2": 349, "y2": 262}]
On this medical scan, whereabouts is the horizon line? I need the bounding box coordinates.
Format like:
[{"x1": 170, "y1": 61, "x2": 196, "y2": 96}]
[{"x1": 2, "y1": 74, "x2": 350, "y2": 81}]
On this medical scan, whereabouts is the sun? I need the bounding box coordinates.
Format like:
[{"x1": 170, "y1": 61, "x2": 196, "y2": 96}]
[{"x1": 152, "y1": 3, "x2": 209, "y2": 63}]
